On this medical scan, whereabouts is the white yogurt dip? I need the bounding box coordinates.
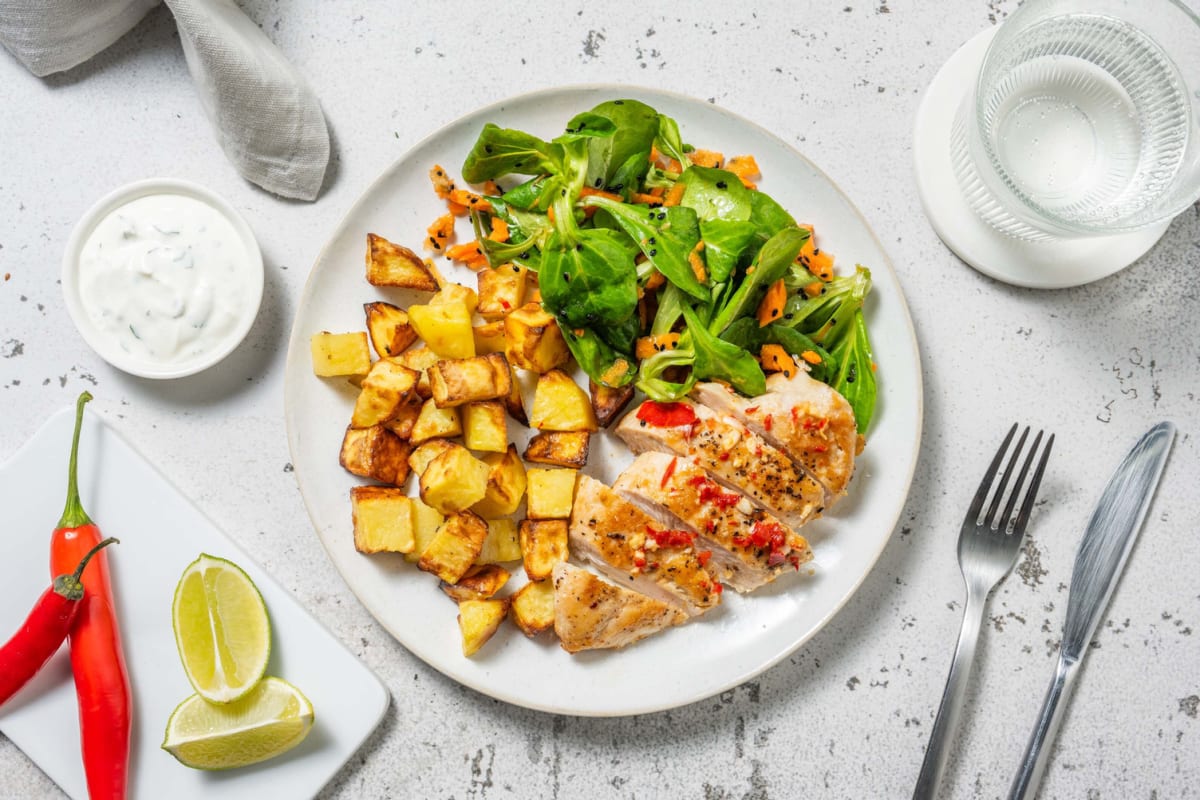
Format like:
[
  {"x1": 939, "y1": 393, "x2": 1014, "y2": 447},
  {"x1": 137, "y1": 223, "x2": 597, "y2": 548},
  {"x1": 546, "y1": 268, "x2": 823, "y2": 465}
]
[{"x1": 76, "y1": 192, "x2": 256, "y2": 370}]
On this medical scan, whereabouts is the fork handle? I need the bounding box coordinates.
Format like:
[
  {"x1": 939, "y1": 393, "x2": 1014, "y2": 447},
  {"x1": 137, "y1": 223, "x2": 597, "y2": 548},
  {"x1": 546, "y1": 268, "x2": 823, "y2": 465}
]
[
  {"x1": 912, "y1": 587, "x2": 988, "y2": 800},
  {"x1": 1007, "y1": 656, "x2": 1078, "y2": 800}
]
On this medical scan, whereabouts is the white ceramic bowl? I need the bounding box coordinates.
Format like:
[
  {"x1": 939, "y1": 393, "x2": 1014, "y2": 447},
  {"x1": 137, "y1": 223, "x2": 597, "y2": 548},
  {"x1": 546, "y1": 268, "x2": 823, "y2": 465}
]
[{"x1": 61, "y1": 178, "x2": 264, "y2": 379}]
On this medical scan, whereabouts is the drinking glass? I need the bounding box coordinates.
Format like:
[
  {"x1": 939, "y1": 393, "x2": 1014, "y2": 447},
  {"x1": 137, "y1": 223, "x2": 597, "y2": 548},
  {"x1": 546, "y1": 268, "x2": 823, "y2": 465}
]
[{"x1": 951, "y1": 0, "x2": 1200, "y2": 241}]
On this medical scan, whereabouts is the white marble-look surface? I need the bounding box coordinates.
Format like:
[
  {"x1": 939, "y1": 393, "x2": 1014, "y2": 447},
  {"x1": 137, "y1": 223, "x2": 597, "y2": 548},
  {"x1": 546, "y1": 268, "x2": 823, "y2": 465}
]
[{"x1": 1, "y1": 2, "x2": 1197, "y2": 798}]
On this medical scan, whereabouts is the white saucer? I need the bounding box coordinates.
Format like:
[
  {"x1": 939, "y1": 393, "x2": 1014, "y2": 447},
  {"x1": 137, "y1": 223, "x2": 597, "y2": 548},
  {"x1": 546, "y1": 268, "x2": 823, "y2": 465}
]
[{"x1": 913, "y1": 28, "x2": 1170, "y2": 289}]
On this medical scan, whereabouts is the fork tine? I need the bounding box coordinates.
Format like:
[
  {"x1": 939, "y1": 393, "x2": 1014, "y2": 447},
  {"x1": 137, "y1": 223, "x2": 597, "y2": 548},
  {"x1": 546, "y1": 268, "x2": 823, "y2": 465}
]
[
  {"x1": 999, "y1": 430, "x2": 1044, "y2": 533},
  {"x1": 1012, "y1": 433, "x2": 1054, "y2": 537},
  {"x1": 965, "y1": 423, "x2": 1018, "y2": 524},
  {"x1": 983, "y1": 426, "x2": 1030, "y2": 529}
]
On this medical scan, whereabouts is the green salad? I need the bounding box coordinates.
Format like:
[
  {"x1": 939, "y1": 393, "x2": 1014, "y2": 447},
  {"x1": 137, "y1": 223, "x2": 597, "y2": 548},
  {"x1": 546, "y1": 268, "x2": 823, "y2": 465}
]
[{"x1": 459, "y1": 99, "x2": 877, "y2": 432}]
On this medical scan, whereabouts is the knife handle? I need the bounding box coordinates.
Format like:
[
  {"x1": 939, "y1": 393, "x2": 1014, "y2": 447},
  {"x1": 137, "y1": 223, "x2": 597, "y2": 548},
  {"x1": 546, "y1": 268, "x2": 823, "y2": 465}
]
[{"x1": 1007, "y1": 656, "x2": 1079, "y2": 800}]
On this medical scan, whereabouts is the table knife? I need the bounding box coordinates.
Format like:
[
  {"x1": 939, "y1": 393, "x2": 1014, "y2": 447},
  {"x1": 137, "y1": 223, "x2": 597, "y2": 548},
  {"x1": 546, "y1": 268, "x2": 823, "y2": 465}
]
[{"x1": 1007, "y1": 421, "x2": 1175, "y2": 800}]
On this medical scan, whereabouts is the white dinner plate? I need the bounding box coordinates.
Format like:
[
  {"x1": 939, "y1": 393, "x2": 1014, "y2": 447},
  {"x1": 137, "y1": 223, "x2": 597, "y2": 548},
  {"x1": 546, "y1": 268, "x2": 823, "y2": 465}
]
[
  {"x1": 0, "y1": 408, "x2": 389, "y2": 798},
  {"x1": 284, "y1": 85, "x2": 923, "y2": 716}
]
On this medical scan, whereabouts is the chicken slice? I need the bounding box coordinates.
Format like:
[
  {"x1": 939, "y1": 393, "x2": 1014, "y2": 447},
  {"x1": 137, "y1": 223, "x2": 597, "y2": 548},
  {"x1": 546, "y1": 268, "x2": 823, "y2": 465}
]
[
  {"x1": 614, "y1": 399, "x2": 825, "y2": 529},
  {"x1": 569, "y1": 474, "x2": 722, "y2": 616},
  {"x1": 614, "y1": 452, "x2": 813, "y2": 592},
  {"x1": 692, "y1": 372, "x2": 857, "y2": 501},
  {"x1": 552, "y1": 562, "x2": 687, "y2": 653}
]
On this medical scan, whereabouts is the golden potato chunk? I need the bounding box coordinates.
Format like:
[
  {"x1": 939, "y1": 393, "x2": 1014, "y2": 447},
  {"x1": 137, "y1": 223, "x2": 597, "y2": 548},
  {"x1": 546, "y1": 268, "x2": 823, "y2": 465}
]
[
  {"x1": 396, "y1": 346, "x2": 439, "y2": 399},
  {"x1": 418, "y1": 510, "x2": 489, "y2": 584},
  {"x1": 382, "y1": 400, "x2": 421, "y2": 440},
  {"x1": 458, "y1": 598, "x2": 510, "y2": 657},
  {"x1": 526, "y1": 468, "x2": 578, "y2": 520},
  {"x1": 350, "y1": 360, "x2": 421, "y2": 428},
  {"x1": 523, "y1": 431, "x2": 590, "y2": 469},
  {"x1": 519, "y1": 519, "x2": 569, "y2": 581},
  {"x1": 419, "y1": 444, "x2": 490, "y2": 513},
  {"x1": 350, "y1": 486, "x2": 414, "y2": 554},
  {"x1": 510, "y1": 579, "x2": 555, "y2": 637},
  {"x1": 311, "y1": 331, "x2": 371, "y2": 378},
  {"x1": 366, "y1": 233, "x2": 438, "y2": 290},
  {"x1": 529, "y1": 369, "x2": 599, "y2": 432},
  {"x1": 364, "y1": 302, "x2": 419, "y2": 359},
  {"x1": 472, "y1": 321, "x2": 507, "y2": 355},
  {"x1": 462, "y1": 401, "x2": 507, "y2": 453},
  {"x1": 410, "y1": 398, "x2": 462, "y2": 444},
  {"x1": 476, "y1": 264, "x2": 528, "y2": 321},
  {"x1": 503, "y1": 366, "x2": 528, "y2": 426},
  {"x1": 428, "y1": 353, "x2": 512, "y2": 408},
  {"x1": 408, "y1": 301, "x2": 475, "y2": 359},
  {"x1": 441, "y1": 564, "x2": 510, "y2": 602},
  {"x1": 408, "y1": 438, "x2": 455, "y2": 477},
  {"x1": 430, "y1": 282, "x2": 479, "y2": 316},
  {"x1": 589, "y1": 380, "x2": 636, "y2": 428},
  {"x1": 476, "y1": 518, "x2": 522, "y2": 564},
  {"x1": 471, "y1": 445, "x2": 527, "y2": 518},
  {"x1": 404, "y1": 498, "x2": 445, "y2": 563},
  {"x1": 504, "y1": 303, "x2": 570, "y2": 373},
  {"x1": 339, "y1": 425, "x2": 413, "y2": 485}
]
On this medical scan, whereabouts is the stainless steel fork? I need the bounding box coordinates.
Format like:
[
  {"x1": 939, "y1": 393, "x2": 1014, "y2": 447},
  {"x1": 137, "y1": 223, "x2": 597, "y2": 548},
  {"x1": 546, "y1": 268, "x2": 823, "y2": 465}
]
[{"x1": 912, "y1": 424, "x2": 1055, "y2": 800}]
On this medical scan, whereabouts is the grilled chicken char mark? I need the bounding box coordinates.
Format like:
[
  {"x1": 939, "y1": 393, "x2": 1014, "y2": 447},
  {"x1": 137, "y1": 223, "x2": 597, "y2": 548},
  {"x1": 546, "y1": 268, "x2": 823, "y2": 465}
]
[
  {"x1": 552, "y1": 562, "x2": 687, "y2": 653},
  {"x1": 569, "y1": 474, "x2": 722, "y2": 616},
  {"x1": 615, "y1": 399, "x2": 824, "y2": 530},
  {"x1": 614, "y1": 452, "x2": 813, "y2": 593}
]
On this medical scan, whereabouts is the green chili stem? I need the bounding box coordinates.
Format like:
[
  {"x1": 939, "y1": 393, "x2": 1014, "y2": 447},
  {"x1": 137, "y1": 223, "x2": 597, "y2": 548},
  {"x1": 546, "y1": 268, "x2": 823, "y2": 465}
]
[{"x1": 57, "y1": 391, "x2": 94, "y2": 529}]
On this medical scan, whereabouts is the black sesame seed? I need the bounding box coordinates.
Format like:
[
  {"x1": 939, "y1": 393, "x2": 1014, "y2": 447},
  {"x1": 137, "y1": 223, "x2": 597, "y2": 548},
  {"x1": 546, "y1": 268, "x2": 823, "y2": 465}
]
[
  {"x1": 716, "y1": 180, "x2": 728, "y2": 189},
  {"x1": 595, "y1": 178, "x2": 604, "y2": 188},
  {"x1": 614, "y1": 100, "x2": 624, "y2": 105},
  {"x1": 575, "y1": 243, "x2": 583, "y2": 251},
  {"x1": 649, "y1": 249, "x2": 657, "y2": 257},
  {"x1": 484, "y1": 145, "x2": 493, "y2": 154}
]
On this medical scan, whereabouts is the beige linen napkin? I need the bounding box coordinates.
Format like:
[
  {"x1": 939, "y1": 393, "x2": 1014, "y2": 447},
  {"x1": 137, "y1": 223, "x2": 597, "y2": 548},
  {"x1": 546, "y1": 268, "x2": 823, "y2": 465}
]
[{"x1": 0, "y1": 0, "x2": 330, "y2": 201}]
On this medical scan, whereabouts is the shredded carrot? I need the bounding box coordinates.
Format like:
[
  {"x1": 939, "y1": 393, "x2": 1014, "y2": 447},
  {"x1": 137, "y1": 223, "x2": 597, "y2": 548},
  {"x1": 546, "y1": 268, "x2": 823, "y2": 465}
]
[
  {"x1": 630, "y1": 192, "x2": 664, "y2": 206},
  {"x1": 635, "y1": 333, "x2": 682, "y2": 359},
  {"x1": 425, "y1": 213, "x2": 455, "y2": 252},
  {"x1": 488, "y1": 217, "x2": 510, "y2": 243},
  {"x1": 666, "y1": 158, "x2": 684, "y2": 173},
  {"x1": 801, "y1": 248, "x2": 835, "y2": 281},
  {"x1": 649, "y1": 145, "x2": 660, "y2": 163},
  {"x1": 726, "y1": 155, "x2": 760, "y2": 190},
  {"x1": 447, "y1": 201, "x2": 470, "y2": 217},
  {"x1": 688, "y1": 241, "x2": 707, "y2": 284},
  {"x1": 482, "y1": 180, "x2": 502, "y2": 196},
  {"x1": 689, "y1": 149, "x2": 724, "y2": 169},
  {"x1": 644, "y1": 271, "x2": 666, "y2": 291},
  {"x1": 446, "y1": 241, "x2": 489, "y2": 270},
  {"x1": 663, "y1": 183, "x2": 686, "y2": 207},
  {"x1": 756, "y1": 278, "x2": 787, "y2": 327},
  {"x1": 760, "y1": 344, "x2": 799, "y2": 377},
  {"x1": 580, "y1": 186, "x2": 623, "y2": 203},
  {"x1": 429, "y1": 164, "x2": 455, "y2": 199},
  {"x1": 800, "y1": 350, "x2": 822, "y2": 365},
  {"x1": 447, "y1": 189, "x2": 492, "y2": 215},
  {"x1": 803, "y1": 281, "x2": 824, "y2": 298},
  {"x1": 546, "y1": 205, "x2": 556, "y2": 224},
  {"x1": 648, "y1": 186, "x2": 665, "y2": 198}
]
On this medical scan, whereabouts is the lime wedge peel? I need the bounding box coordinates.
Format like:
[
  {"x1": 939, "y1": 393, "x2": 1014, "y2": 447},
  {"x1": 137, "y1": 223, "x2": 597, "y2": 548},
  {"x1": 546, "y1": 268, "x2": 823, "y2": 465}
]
[
  {"x1": 172, "y1": 553, "x2": 272, "y2": 704},
  {"x1": 162, "y1": 677, "x2": 314, "y2": 770}
]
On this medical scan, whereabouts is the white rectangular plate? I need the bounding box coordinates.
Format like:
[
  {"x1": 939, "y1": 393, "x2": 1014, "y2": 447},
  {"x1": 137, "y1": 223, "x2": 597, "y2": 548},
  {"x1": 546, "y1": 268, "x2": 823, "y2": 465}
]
[{"x1": 0, "y1": 407, "x2": 389, "y2": 799}]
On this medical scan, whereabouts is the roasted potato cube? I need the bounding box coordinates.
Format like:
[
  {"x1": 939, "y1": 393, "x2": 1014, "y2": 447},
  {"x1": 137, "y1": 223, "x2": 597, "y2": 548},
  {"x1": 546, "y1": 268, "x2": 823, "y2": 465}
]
[
  {"x1": 366, "y1": 233, "x2": 438, "y2": 290},
  {"x1": 476, "y1": 264, "x2": 527, "y2": 321},
  {"x1": 311, "y1": 331, "x2": 371, "y2": 378},
  {"x1": 396, "y1": 346, "x2": 439, "y2": 399},
  {"x1": 382, "y1": 400, "x2": 421, "y2": 440},
  {"x1": 428, "y1": 353, "x2": 512, "y2": 408},
  {"x1": 419, "y1": 444, "x2": 490, "y2": 513},
  {"x1": 526, "y1": 468, "x2": 578, "y2": 520},
  {"x1": 408, "y1": 301, "x2": 475, "y2": 359},
  {"x1": 418, "y1": 510, "x2": 489, "y2": 584},
  {"x1": 523, "y1": 431, "x2": 590, "y2": 469},
  {"x1": 350, "y1": 360, "x2": 421, "y2": 428},
  {"x1": 503, "y1": 366, "x2": 528, "y2": 426},
  {"x1": 589, "y1": 380, "x2": 636, "y2": 428},
  {"x1": 408, "y1": 438, "x2": 455, "y2": 477},
  {"x1": 503, "y1": 303, "x2": 570, "y2": 373},
  {"x1": 461, "y1": 401, "x2": 507, "y2": 453},
  {"x1": 339, "y1": 425, "x2": 413, "y2": 485},
  {"x1": 364, "y1": 302, "x2": 419, "y2": 359},
  {"x1": 410, "y1": 398, "x2": 462, "y2": 444},
  {"x1": 441, "y1": 564, "x2": 511, "y2": 602},
  {"x1": 457, "y1": 598, "x2": 510, "y2": 657},
  {"x1": 509, "y1": 579, "x2": 555, "y2": 636},
  {"x1": 350, "y1": 487, "x2": 414, "y2": 554},
  {"x1": 404, "y1": 498, "x2": 445, "y2": 563},
  {"x1": 472, "y1": 321, "x2": 507, "y2": 355},
  {"x1": 430, "y1": 282, "x2": 479, "y2": 316},
  {"x1": 519, "y1": 519, "x2": 569, "y2": 581},
  {"x1": 476, "y1": 518, "x2": 522, "y2": 564},
  {"x1": 529, "y1": 369, "x2": 599, "y2": 432},
  {"x1": 471, "y1": 445, "x2": 527, "y2": 518}
]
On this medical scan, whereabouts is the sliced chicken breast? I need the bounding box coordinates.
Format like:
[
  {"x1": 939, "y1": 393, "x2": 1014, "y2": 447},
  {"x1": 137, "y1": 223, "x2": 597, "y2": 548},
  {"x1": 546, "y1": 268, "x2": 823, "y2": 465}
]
[
  {"x1": 614, "y1": 452, "x2": 813, "y2": 592},
  {"x1": 569, "y1": 474, "x2": 722, "y2": 616},
  {"x1": 552, "y1": 562, "x2": 687, "y2": 653},
  {"x1": 692, "y1": 372, "x2": 857, "y2": 501},
  {"x1": 615, "y1": 399, "x2": 825, "y2": 529}
]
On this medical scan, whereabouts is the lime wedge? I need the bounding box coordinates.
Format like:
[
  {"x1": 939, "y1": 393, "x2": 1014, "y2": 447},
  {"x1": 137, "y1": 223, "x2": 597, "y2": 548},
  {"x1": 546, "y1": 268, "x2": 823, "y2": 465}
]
[
  {"x1": 161, "y1": 677, "x2": 314, "y2": 770},
  {"x1": 172, "y1": 553, "x2": 271, "y2": 703}
]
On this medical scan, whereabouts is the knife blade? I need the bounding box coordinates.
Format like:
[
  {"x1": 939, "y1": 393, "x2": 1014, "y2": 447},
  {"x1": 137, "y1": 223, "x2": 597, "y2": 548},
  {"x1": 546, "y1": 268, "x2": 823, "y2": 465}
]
[{"x1": 1007, "y1": 421, "x2": 1175, "y2": 800}]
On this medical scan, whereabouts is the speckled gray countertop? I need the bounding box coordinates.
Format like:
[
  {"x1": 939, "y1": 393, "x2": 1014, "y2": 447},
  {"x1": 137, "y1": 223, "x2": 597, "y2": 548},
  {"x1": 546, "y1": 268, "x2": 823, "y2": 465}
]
[{"x1": 1, "y1": 2, "x2": 1197, "y2": 798}]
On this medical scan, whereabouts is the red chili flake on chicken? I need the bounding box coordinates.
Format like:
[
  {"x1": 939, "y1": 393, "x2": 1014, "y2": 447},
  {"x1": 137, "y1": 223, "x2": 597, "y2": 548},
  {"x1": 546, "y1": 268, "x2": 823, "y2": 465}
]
[
  {"x1": 644, "y1": 525, "x2": 697, "y2": 548},
  {"x1": 697, "y1": 550, "x2": 713, "y2": 566},
  {"x1": 636, "y1": 401, "x2": 698, "y2": 428},
  {"x1": 763, "y1": 414, "x2": 773, "y2": 432},
  {"x1": 660, "y1": 456, "x2": 678, "y2": 488},
  {"x1": 745, "y1": 406, "x2": 759, "y2": 414},
  {"x1": 499, "y1": 298, "x2": 511, "y2": 310},
  {"x1": 698, "y1": 484, "x2": 740, "y2": 509},
  {"x1": 717, "y1": 452, "x2": 731, "y2": 461},
  {"x1": 713, "y1": 582, "x2": 724, "y2": 595},
  {"x1": 687, "y1": 475, "x2": 709, "y2": 487}
]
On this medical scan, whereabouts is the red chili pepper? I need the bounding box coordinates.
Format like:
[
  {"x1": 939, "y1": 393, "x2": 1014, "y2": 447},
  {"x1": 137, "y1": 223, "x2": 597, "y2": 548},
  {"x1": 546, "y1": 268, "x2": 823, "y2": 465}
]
[
  {"x1": 49, "y1": 392, "x2": 131, "y2": 800},
  {"x1": 636, "y1": 401, "x2": 697, "y2": 428},
  {"x1": 660, "y1": 456, "x2": 678, "y2": 489},
  {"x1": 0, "y1": 537, "x2": 118, "y2": 707}
]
